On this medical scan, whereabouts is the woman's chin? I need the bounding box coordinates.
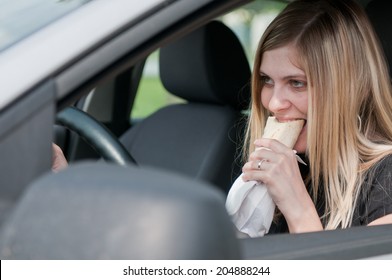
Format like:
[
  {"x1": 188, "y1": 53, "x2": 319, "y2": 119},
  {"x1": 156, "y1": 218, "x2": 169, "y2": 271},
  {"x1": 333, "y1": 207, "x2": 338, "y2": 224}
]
[
  {"x1": 293, "y1": 131, "x2": 307, "y2": 154},
  {"x1": 293, "y1": 143, "x2": 306, "y2": 154}
]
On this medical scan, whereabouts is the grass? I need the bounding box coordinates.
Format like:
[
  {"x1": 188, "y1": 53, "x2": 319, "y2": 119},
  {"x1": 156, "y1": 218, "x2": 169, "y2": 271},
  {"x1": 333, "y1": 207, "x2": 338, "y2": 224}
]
[{"x1": 131, "y1": 76, "x2": 176, "y2": 119}]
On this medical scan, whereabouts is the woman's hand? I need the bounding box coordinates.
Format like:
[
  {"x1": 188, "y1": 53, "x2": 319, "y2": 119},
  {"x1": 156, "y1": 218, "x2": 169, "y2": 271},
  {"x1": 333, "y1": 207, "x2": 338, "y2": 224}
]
[
  {"x1": 242, "y1": 138, "x2": 322, "y2": 233},
  {"x1": 52, "y1": 143, "x2": 68, "y2": 172}
]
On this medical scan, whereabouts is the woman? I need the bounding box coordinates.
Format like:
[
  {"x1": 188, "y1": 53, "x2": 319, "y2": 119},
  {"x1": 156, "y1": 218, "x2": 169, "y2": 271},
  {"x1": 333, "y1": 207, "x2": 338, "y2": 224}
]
[{"x1": 240, "y1": 0, "x2": 392, "y2": 234}]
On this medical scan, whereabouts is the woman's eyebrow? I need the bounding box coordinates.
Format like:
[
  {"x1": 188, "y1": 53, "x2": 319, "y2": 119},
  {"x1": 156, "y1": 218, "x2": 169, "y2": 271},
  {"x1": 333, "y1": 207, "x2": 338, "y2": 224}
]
[
  {"x1": 258, "y1": 71, "x2": 306, "y2": 80},
  {"x1": 283, "y1": 75, "x2": 307, "y2": 80}
]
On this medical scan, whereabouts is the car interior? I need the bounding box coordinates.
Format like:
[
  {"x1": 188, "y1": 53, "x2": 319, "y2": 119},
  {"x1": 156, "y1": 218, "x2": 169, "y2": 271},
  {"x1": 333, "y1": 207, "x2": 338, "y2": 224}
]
[
  {"x1": 54, "y1": 19, "x2": 251, "y2": 194},
  {"x1": 0, "y1": 0, "x2": 392, "y2": 259},
  {"x1": 119, "y1": 20, "x2": 250, "y2": 193}
]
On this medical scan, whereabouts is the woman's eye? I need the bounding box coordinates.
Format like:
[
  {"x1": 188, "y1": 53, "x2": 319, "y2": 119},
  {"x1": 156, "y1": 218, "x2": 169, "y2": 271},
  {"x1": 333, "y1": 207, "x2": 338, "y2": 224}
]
[
  {"x1": 261, "y1": 76, "x2": 273, "y2": 86},
  {"x1": 290, "y1": 80, "x2": 307, "y2": 89}
]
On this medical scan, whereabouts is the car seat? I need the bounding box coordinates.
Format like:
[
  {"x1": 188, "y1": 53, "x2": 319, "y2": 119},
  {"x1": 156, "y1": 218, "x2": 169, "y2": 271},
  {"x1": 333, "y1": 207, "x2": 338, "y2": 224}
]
[
  {"x1": 0, "y1": 163, "x2": 240, "y2": 259},
  {"x1": 120, "y1": 20, "x2": 251, "y2": 193}
]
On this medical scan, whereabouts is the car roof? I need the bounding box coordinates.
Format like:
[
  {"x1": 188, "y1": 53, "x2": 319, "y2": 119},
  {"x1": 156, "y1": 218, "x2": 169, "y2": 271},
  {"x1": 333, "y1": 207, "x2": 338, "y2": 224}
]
[
  {"x1": 0, "y1": 0, "x2": 92, "y2": 52},
  {"x1": 0, "y1": 0, "x2": 183, "y2": 110}
]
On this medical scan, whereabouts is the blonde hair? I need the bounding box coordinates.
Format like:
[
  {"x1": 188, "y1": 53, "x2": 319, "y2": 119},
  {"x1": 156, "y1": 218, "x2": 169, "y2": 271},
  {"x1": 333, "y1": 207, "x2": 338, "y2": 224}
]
[{"x1": 245, "y1": 0, "x2": 392, "y2": 229}]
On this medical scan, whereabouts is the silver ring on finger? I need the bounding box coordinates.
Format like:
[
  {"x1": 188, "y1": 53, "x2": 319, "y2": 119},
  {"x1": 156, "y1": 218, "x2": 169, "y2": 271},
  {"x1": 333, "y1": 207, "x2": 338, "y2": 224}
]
[{"x1": 257, "y1": 159, "x2": 266, "y2": 170}]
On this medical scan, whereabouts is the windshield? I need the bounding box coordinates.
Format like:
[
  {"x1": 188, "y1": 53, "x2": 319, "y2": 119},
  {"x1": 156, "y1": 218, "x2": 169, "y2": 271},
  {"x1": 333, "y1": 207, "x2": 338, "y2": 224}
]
[{"x1": 0, "y1": 0, "x2": 92, "y2": 52}]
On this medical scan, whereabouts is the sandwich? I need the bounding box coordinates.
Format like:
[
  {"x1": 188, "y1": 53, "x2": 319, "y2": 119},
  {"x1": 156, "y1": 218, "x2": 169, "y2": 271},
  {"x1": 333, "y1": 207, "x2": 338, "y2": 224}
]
[{"x1": 262, "y1": 116, "x2": 305, "y2": 148}]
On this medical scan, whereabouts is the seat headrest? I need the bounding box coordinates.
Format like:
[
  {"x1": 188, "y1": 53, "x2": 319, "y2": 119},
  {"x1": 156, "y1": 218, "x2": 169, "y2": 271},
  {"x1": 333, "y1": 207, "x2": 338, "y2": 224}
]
[
  {"x1": 159, "y1": 21, "x2": 251, "y2": 111},
  {"x1": 366, "y1": 0, "x2": 392, "y2": 77}
]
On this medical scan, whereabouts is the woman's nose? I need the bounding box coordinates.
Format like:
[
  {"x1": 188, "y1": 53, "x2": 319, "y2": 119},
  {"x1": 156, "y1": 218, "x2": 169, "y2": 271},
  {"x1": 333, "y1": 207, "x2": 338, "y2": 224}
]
[{"x1": 267, "y1": 87, "x2": 291, "y2": 113}]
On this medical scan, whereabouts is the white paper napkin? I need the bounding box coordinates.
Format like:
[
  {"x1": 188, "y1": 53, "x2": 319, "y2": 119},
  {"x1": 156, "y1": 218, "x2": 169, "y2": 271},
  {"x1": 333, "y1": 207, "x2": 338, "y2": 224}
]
[
  {"x1": 226, "y1": 155, "x2": 306, "y2": 238},
  {"x1": 226, "y1": 175, "x2": 275, "y2": 238}
]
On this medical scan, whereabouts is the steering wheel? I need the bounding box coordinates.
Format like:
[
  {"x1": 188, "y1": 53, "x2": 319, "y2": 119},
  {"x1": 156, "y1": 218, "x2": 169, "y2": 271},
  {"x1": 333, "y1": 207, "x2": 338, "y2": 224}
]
[{"x1": 56, "y1": 107, "x2": 137, "y2": 166}]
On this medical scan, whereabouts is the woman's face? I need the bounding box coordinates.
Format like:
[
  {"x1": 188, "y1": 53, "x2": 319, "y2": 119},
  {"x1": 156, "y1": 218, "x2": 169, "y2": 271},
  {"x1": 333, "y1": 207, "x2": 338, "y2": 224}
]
[{"x1": 259, "y1": 44, "x2": 308, "y2": 153}]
